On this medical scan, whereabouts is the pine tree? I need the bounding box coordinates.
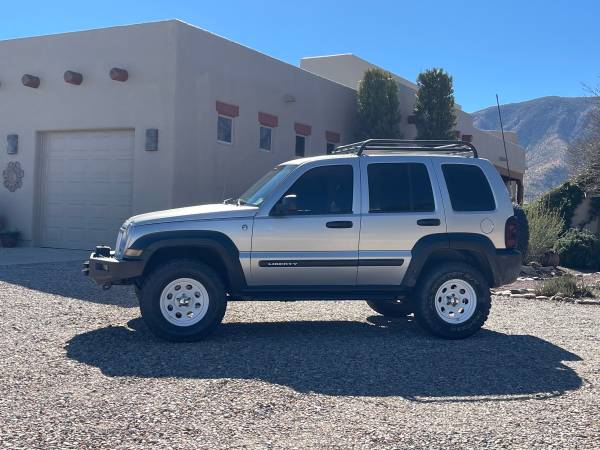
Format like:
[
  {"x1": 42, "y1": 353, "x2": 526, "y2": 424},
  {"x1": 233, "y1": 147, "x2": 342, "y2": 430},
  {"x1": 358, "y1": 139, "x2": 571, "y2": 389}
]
[
  {"x1": 356, "y1": 68, "x2": 402, "y2": 140},
  {"x1": 413, "y1": 68, "x2": 457, "y2": 139}
]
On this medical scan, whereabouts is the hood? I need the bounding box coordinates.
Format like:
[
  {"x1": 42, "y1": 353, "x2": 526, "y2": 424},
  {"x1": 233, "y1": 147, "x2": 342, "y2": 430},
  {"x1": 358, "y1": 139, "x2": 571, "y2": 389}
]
[{"x1": 128, "y1": 203, "x2": 258, "y2": 226}]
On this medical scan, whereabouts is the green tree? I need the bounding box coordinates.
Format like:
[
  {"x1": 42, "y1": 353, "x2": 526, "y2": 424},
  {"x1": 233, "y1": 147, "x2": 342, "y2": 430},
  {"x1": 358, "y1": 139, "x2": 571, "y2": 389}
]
[
  {"x1": 413, "y1": 68, "x2": 457, "y2": 139},
  {"x1": 356, "y1": 68, "x2": 402, "y2": 140}
]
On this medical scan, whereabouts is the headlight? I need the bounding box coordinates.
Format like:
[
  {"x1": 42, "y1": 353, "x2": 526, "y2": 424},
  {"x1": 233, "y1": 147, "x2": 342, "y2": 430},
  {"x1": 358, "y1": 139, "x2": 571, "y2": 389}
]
[{"x1": 114, "y1": 225, "x2": 129, "y2": 260}]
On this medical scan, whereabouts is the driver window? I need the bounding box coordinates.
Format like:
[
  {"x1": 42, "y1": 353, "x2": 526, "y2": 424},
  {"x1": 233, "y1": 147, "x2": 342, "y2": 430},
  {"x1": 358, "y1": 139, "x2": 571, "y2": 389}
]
[{"x1": 272, "y1": 165, "x2": 353, "y2": 216}]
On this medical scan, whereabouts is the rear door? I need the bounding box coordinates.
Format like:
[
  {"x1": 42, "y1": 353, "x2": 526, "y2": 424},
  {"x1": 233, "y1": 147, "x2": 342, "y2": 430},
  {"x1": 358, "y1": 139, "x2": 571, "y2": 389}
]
[
  {"x1": 357, "y1": 157, "x2": 446, "y2": 285},
  {"x1": 250, "y1": 160, "x2": 361, "y2": 286}
]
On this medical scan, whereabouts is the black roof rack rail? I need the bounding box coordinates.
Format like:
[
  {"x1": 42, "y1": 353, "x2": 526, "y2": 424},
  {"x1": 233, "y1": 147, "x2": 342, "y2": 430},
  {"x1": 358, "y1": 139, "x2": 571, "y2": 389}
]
[{"x1": 332, "y1": 139, "x2": 478, "y2": 158}]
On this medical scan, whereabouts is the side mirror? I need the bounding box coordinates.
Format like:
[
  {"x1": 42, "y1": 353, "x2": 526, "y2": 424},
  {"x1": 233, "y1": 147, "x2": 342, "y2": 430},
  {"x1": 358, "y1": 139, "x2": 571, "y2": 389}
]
[{"x1": 272, "y1": 194, "x2": 298, "y2": 216}]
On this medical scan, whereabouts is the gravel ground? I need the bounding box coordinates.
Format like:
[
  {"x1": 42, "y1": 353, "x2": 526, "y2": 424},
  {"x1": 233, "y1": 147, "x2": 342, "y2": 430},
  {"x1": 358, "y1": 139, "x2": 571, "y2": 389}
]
[{"x1": 1, "y1": 261, "x2": 600, "y2": 449}]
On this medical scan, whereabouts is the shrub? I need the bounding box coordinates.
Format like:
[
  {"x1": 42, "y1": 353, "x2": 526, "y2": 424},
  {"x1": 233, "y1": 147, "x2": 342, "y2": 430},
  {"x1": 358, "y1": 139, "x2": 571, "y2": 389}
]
[
  {"x1": 535, "y1": 275, "x2": 593, "y2": 298},
  {"x1": 538, "y1": 181, "x2": 585, "y2": 231},
  {"x1": 524, "y1": 202, "x2": 564, "y2": 263},
  {"x1": 553, "y1": 228, "x2": 600, "y2": 270},
  {"x1": 512, "y1": 204, "x2": 529, "y2": 262}
]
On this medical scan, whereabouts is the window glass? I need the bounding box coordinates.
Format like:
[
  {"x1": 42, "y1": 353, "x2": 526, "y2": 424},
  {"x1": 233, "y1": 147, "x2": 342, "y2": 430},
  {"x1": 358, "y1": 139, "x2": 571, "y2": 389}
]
[
  {"x1": 217, "y1": 116, "x2": 232, "y2": 143},
  {"x1": 295, "y1": 135, "x2": 306, "y2": 157},
  {"x1": 259, "y1": 126, "x2": 272, "y2": 151},
  {"x1": 274, "y1": 165, "x2": 353, "y2": 215},
  {"x1": 326, "y1": 142, "x2": 336, "y2": 154},
  {"x1": 368, "y1": 163, "x2": 435, "y2": 213},
  {"x1": 442, "y1": 164, "x2": 495, "y2": 211},
  {"x1": 238, "y1": 164, "x2": 297, "y2": 206}
]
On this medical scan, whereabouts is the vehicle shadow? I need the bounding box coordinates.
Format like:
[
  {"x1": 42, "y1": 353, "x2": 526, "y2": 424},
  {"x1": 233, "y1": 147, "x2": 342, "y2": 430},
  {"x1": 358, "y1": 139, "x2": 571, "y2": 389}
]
[
  {"x1": 65, "y1": 316, "x2": 583, "y2": 400},
  {"x1": 0, "y1": 261, "x2": 137, "y2": 308}
]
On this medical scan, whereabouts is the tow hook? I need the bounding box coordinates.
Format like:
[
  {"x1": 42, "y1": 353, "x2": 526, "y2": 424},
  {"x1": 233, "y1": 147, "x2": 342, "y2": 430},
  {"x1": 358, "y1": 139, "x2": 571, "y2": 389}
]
[{"x1": 102, "y1": 282, "x2": 113, "y2": 291}]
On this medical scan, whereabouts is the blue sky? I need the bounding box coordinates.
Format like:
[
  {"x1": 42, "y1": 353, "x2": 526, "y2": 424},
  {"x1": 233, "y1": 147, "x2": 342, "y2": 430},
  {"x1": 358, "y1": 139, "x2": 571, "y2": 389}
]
[{"x1": 1, "y1": 0, "x2": 598, "y2": 112}]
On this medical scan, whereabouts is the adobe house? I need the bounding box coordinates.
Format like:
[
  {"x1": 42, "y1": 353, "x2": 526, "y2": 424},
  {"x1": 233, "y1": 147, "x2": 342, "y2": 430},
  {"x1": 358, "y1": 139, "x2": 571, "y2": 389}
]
[{"x1": 0, "y1": 20, "x2": 525, "y2": 249}]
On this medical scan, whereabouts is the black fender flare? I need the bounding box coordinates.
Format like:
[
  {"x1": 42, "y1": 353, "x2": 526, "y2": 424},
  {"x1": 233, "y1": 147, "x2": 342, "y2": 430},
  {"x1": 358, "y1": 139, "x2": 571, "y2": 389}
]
[
  {"x1": 129, "y1": 230, "x2": 247, "y2": 292},
  {"x1": 402, "y1": 233, "x2": 503, "y2": 287}
]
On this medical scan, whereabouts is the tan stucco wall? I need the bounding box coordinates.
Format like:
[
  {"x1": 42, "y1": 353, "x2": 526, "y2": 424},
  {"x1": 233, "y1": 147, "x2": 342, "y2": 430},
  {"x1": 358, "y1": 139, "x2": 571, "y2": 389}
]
[
  {"x1": 301, "y1": 54, "x2": 526, "y2": 178},
  {"x1": 0, "y1": 20, "x2": 357, "y2": 245}
]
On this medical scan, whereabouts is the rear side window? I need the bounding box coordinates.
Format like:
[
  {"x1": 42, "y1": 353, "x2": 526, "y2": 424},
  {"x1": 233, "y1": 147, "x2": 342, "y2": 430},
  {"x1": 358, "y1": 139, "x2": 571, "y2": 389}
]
[
  {"x1": 368, "y1": 163, "x2": 435, "y2": 213},
  {"x1": 442, "y1": 164, "x2": 495, "y2": 211}
]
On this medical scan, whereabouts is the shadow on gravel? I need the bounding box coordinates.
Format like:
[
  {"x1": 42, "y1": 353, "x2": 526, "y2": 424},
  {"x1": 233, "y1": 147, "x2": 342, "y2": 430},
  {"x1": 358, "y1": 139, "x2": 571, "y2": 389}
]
[
  {"x1": 0, "y1": 261, "x2": 137, "y2": 308},
  {"x1": 65, "y1": 316, "x2": 583, "y2": 400}
]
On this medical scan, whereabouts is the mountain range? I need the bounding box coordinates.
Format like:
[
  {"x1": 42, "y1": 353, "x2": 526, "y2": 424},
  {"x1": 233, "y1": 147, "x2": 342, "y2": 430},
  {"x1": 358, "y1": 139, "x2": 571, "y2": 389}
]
[{"x1": 472, "y1": 96, "x2": 598, "y2": 198}]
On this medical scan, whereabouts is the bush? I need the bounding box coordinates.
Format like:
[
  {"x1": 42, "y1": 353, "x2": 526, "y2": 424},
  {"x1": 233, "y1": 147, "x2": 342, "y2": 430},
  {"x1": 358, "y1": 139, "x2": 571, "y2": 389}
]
[
  {"x1": 513, "y1": 204, "x2": 529, "y2": 262},
  {"x1": 553, "y1": 228, "x2": 600, "y2": 270},
  {"x1": 535, "y1": 275, "x2": 593, "y2": 298},
  {"x1": 538, "y1": 181, "x2": 585, "y2": 232},
  {"x1": 524, "y1": 202, "x2": 564, "y2": 263}
]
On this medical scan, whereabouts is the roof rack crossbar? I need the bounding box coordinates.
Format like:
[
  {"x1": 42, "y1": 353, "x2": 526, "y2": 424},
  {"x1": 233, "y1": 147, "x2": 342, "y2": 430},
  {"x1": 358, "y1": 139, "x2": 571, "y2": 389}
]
[{"x1": 332, "y1": 139, "x2": 478, "y2": 158}]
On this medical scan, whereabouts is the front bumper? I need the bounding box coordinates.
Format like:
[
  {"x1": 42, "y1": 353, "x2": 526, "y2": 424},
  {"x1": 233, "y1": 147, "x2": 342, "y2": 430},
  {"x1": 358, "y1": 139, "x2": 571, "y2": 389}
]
[
  {"x1": 83, "y1": 247, "x2": 144, "y2": 285},
  {"x1": 493, "y1": 249, "x2": 521, "y2": 287}
]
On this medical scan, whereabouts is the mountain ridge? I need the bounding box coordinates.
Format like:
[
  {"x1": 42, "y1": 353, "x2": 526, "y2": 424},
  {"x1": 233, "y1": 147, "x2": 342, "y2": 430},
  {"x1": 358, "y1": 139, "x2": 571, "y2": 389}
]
[{"x1": 472, "y1": 96, "x2": 598, "y2": 198}]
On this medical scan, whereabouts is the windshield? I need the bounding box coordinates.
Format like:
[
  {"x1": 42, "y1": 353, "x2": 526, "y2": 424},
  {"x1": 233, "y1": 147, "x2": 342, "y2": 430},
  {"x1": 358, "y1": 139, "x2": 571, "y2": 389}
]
[{"x1": 236, "y1": 164, "x2": 298, "y2": 206}]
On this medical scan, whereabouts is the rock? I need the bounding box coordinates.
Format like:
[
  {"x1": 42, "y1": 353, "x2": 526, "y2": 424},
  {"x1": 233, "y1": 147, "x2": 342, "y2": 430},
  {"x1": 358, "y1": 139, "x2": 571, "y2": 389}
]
[
  {"x1": 536, "y1": 296, "x2": 549, "y2": 300},
  {"x1": 511, "y1": 294, "x2": 525, "y2": 299},
  {"x1": 539, "y1": 251, "x2": 560, "y2": 267},
  {"x1": 499, "y1": 290, "x2": 512, "y2": 296},
  {"x1": 551, "y1": 295, "x2": 564, "y2": 301},
  {"x1": 526, "y1": 288, "x2": 536, "y2": 293},
  {"x1": 523, "y1": 293, "x2": 536, "y2": 299},
  {"x1": 520, "y1": 265, "x2": 537, "y2": 275}
]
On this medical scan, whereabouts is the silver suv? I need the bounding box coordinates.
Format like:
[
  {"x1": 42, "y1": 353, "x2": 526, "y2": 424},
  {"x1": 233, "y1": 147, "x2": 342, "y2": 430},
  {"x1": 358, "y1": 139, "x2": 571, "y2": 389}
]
[{"x1": 84, "y1": 140, "x2": 521, "y2": 341}]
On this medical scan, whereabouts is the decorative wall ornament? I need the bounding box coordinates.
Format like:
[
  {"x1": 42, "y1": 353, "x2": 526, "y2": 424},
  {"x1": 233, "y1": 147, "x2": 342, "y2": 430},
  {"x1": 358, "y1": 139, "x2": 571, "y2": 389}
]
[
  {"x1": 22, "y1": 74, "x2": 40, "y2": 88},
  {"x1": 109, "y1": 67, "x2": 129, "y2": 82},
  {"x1": 7, "y1": 134, "x2": 18, "y2": 154},
  {"x1": 3, "y1": 161, "x2": 24, "y2": 192},
  {"x1": 64, "y1": 70, "x2": 83, "y2": 85},
  {"x1": 145, "y1": 128, "x2": 159, "y2": 151}
]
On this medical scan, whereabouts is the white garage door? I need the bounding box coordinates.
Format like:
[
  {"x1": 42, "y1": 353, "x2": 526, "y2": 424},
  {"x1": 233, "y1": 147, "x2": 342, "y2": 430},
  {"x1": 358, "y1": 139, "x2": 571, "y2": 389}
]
[{"x1": 40, "y1": 130, "x2": 134, "y2": 250}]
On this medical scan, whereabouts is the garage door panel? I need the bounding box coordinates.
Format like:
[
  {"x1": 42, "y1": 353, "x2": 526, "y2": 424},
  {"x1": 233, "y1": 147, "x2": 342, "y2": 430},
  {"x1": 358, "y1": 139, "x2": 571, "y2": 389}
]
[{"x1": 40, "y1": 130, "x2": 134, "y2": 250}]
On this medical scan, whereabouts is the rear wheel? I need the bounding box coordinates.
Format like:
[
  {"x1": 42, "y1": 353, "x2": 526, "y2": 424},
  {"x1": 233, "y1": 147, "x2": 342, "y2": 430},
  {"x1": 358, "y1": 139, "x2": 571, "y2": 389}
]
[
  {"x1": 139, "y1": 259, "x2": 227, "y2": 342},
  {"x1": 414, "y1": 262, "x2": 490, "y2": 339},
  {"x1": 366, "y1": 298, "x2": 414, "y2": 317}
]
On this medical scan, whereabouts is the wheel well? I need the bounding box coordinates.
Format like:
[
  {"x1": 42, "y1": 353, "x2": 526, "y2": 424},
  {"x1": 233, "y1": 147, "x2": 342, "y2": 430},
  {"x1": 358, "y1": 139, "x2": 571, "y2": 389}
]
[
  {"x1": 142, "y1": 246, "x2": 231, "y2": 290},
  {"x1": 419, "y1": 249, "x2": 494, "y2": 285}
]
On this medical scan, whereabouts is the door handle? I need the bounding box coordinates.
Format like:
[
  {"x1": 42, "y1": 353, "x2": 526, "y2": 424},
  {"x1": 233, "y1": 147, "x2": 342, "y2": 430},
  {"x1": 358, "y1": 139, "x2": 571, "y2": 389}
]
[
  {"x1": 326, "y1": 221, "x2": 353, "y2": 229},
  {"x1": 417, "y1": 218, "x2": 441, "y2": 226}
]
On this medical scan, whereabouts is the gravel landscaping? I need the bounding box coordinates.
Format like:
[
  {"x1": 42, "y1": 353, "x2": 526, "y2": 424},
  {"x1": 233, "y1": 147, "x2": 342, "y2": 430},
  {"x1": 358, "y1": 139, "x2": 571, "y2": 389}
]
[{"x1": 1, "y1": 261, "x2": 600, "y2": 449}]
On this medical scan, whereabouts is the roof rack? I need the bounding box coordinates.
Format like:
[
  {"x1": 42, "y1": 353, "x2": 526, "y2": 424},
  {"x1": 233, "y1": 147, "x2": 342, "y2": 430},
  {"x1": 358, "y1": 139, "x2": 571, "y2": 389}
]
[{"x1": 332, "y1": 139, "x2": 478, "y2": 158}]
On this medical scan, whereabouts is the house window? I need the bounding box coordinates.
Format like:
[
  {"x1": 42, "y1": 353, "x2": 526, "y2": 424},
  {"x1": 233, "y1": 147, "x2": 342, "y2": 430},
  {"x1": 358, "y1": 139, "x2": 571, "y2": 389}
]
[
  {"x1": 217, "y1": 115, "x2": 233, "y2": 144},
  {"x1": 326, "y1": 142, "x2": 336, "y2": 154},
  {"x1": 259, "y1": 126, "x2": 272, "y2": 151},
  {"x1": 295, "y1": 135, "x2": 306, "y2": 157}
]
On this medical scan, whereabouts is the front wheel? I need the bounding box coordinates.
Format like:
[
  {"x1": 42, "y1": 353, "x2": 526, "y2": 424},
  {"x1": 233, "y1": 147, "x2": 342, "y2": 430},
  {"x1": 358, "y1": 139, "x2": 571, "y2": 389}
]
[
  {"x1": 414, "y1": 263, "x2": 491, "y2": 339},
  {"x1": 139, "y1": 259, "x2": 227, "y2": 342}
]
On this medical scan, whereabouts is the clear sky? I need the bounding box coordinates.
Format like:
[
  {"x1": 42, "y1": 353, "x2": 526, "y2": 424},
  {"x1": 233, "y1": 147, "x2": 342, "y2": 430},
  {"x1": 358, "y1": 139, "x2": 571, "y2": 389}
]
[{"x1": 1, "y1": 0, "x2": 598, "y2": 112}]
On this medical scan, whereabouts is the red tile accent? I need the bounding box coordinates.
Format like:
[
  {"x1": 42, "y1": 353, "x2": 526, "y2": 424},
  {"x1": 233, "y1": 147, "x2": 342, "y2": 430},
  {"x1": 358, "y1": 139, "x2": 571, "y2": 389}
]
[
  {"x1": 64, "y1": 70, "x2": 83, "y2": 85},
  {"x1": 109, "y1": 67, "x2": 128, "y2": 82},
  {"x1": 21, "y1": 74, "x2": 40, "y2": 88},
  {"x1": 462, "y1": 134, "x2": 473, "y2": 143},
  {"x1": 216, "y1": 101, "x2": 239, "y2": 118},
  {"x1": 325, "y1": 131, "x2": 340, "y2": 143},
  {"x1": 258, "y1": 112, "x2": 278, "y2": 127},
  {"x1": 294, "y1": 122, "x2": 312, "y2": 136}
]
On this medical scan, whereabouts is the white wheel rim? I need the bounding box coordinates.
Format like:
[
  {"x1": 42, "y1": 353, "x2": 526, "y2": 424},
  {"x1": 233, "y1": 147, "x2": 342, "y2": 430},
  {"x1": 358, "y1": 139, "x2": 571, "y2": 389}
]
[
  {"x1": 159, "y1": 278, "x2": 210, "y2": 327},
  {"x1": 434, "y1": 279, "x2": 477, "y2": 324}
]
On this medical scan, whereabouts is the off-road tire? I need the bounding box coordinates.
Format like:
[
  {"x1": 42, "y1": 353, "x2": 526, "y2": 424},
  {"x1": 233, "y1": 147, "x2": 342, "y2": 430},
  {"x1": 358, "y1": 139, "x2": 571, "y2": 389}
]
[
  {"x1": 139, "y1": 259, "x2": 227, "y2": 342},
  {"x1": 365, "y1": 298, "x2": 414, "y2": 317},
  {"x1": 414, "y1": 262, "x2": 491, "y2": 339}
]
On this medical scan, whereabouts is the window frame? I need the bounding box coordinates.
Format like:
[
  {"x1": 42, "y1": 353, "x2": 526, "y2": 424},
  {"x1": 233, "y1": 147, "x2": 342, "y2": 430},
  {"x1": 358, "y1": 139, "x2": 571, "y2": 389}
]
[
  {"x1": 295, "y1": 135, "x2": 307, "y2": 157},
  {"x1": 217, "y1": 114, "x2": 234, "y2": 145},
  {"x1": 259, "y1": 125, "x2": 273, "y2": 152},
  {"x1": 366, "y1": 161, "x2": 436, "y2": 214}
]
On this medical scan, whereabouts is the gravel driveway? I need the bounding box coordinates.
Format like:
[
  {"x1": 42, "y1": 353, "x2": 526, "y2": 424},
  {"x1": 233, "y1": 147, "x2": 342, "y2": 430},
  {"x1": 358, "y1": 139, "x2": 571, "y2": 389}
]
[{"x1": 1, "y1": 261, "x2": 599, "y2": 449}]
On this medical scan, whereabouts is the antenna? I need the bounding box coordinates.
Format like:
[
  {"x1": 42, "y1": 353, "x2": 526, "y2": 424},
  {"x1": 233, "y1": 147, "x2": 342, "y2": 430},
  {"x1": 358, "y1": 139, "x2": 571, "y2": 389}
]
[{"x1": 495, "y1": 94, "x2": 511, "y2": 181}]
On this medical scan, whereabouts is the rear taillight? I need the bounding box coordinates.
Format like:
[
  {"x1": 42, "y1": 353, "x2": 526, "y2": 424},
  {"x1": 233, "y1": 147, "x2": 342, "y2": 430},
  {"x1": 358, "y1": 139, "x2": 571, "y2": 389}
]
[{"x1": 505, "y1": 216, "x2": 518, "y2": 249}]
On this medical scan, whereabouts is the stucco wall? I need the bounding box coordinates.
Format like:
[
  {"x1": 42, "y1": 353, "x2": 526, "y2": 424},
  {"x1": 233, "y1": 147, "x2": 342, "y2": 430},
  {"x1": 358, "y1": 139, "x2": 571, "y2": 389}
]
[{"x1": 0, "y1": 21, "x2": 178, "y2": 244}]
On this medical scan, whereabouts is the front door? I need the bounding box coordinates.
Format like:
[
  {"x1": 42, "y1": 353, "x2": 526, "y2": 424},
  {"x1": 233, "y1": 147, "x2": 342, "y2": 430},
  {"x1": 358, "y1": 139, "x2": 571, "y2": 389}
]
[{"x1": 250, "y1": 162, "x2": 360, "y2": 286}]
